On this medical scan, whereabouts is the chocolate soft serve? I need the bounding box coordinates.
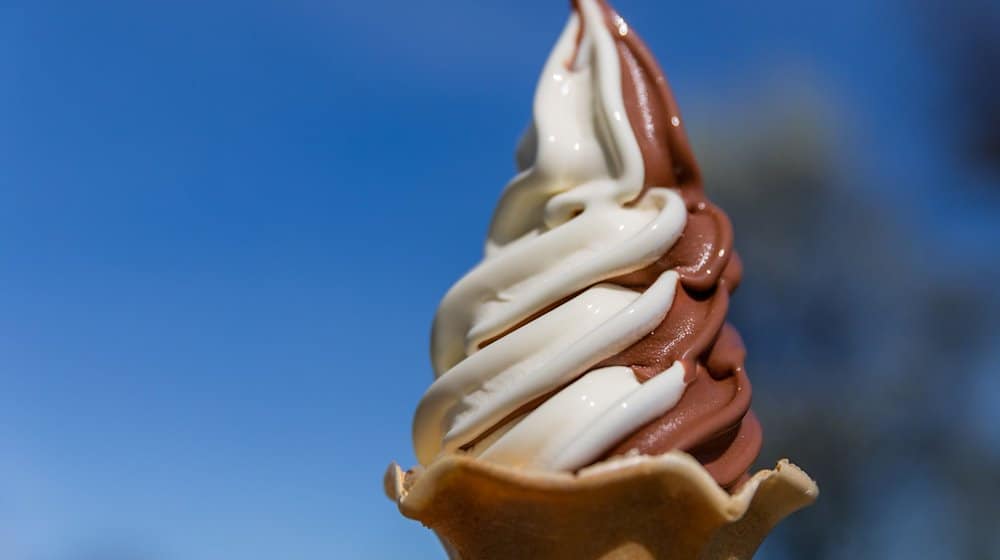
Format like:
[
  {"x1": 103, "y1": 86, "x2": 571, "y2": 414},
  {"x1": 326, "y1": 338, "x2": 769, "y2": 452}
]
[{"x1": 414, "y1": 0, "x2": 760, "y2": 490}]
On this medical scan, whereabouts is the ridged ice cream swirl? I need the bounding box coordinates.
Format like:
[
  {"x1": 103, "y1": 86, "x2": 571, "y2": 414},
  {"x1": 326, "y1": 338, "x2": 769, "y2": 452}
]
[{"x1": 413, "y1": 0, "x2": 761, "y2": 489}]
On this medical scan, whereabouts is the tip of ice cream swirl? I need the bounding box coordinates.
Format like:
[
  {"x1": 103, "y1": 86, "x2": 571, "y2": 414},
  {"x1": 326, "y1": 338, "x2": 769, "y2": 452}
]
[{"x1": 413, "y1": 0, "x2": 761, "y2": 489}]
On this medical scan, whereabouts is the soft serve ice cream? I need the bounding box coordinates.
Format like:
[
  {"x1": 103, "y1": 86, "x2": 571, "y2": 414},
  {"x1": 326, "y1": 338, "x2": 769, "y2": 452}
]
[{"x1": 413, "y1": 0, "x2": 760, "y2": 489}]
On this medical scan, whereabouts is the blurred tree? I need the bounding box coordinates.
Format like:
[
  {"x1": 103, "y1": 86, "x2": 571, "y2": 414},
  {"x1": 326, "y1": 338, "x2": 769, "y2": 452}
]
[
  {"x1": 915, "y1": 0, "x2": 1000, "y2": 174},
  {"x1": 688, "y1": 84, "x2": 1000, "y2": 558}
]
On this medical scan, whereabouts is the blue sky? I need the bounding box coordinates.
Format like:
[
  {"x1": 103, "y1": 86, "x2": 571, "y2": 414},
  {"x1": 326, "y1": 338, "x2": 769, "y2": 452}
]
[{"x1": 1, "y1": 0, "x2": 992, "y2": 558}]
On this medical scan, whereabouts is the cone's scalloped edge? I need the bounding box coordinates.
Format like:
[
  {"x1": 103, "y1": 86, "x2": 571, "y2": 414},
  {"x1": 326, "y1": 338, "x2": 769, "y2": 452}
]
[{"x1": 385, "y1": 452, "x2": 818, "y2": 560}]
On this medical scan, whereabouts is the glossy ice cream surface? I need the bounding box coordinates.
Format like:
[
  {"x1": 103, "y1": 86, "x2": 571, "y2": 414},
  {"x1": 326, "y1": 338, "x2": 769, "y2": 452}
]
[{"x1": 413, "y1": 0, "x2": 760, "y2": 489}]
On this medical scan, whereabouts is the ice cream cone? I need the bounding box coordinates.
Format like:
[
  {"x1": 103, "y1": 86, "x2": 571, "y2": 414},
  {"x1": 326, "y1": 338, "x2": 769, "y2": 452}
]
[{"x1": 385, "y1": 452, "x2": 816, "y2": 560}]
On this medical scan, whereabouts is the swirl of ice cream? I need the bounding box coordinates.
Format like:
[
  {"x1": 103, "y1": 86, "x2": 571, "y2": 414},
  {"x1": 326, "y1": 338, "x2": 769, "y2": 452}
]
[{"x1": 413, "y1": 0, "x2": 761, "y2": 488}]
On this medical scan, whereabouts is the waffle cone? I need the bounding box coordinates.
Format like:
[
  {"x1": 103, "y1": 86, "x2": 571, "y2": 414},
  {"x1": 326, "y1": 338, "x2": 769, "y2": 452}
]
[{"x1": 385, "y1": 452, "x2": 817, "y2": 559}]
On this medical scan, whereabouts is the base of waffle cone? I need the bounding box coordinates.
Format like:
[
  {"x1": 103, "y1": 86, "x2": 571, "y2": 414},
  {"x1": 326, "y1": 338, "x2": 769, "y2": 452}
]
[{"x1": 385, "y1": 452, "x2": 817, "y2": 559}]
